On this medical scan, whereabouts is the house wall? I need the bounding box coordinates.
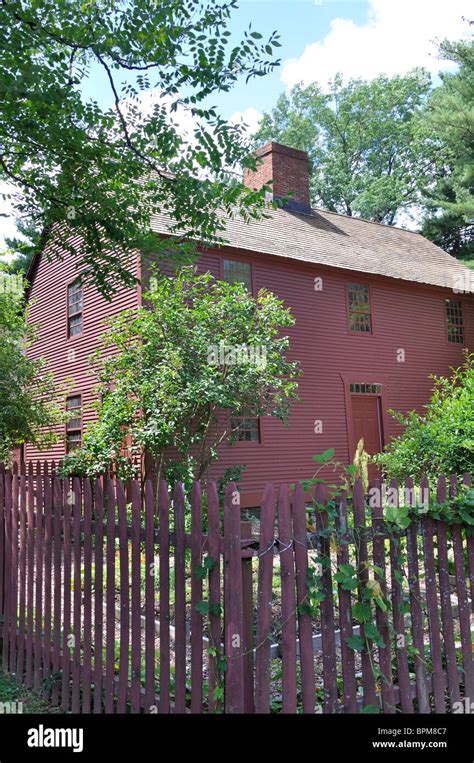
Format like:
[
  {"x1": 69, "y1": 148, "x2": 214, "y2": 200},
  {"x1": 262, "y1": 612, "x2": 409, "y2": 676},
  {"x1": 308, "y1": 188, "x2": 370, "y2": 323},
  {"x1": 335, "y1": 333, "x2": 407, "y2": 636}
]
[
  {"x1": 24, "y1": 234, "x2": 139, "y2": 465},
  {"x1": 145, "y1": 246, "x2": 474, "y2": 505},
  {"x1": 25, "y1": 240, "x2": 474, "y2": 505}
]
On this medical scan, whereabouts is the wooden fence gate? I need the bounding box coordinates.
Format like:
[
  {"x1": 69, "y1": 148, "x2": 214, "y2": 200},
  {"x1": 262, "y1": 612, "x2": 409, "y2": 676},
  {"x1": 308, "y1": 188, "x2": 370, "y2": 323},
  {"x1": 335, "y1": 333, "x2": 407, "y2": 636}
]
[{"x1": 0, "y1": 462, "x2": 473, "y2": 713}]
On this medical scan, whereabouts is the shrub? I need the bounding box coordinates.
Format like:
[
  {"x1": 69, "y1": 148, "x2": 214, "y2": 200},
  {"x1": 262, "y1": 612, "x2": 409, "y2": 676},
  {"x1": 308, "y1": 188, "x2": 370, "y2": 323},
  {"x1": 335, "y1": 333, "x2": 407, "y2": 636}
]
[{"x1": 376, "y1": 352, "x2": 474, "y2": 480}]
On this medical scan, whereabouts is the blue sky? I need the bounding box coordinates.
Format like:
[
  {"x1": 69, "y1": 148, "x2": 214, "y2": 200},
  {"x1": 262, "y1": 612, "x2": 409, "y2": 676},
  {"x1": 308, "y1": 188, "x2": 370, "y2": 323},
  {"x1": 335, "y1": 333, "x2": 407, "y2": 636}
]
[
  {"x1": 1, "y1": 0, "x2": 472, "y2": 249},
  {"x1": 79, "y1": 0, "x2": 471, "y2": 127},
  {"x1": 207, "y1": 0, "x2": 370, "y2": 118}
]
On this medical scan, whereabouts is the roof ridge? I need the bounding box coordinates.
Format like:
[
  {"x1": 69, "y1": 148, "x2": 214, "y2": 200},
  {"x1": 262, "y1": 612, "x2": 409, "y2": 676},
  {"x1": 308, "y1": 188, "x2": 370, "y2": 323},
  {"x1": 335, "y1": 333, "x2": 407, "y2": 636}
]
[{"x1": 311, "y1": 206, "x2": 422, "y2": 236}]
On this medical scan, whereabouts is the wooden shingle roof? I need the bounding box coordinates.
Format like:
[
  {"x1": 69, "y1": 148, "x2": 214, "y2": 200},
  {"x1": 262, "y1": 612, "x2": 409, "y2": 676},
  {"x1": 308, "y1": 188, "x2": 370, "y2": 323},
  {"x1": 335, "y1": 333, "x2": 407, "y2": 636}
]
[{"x1": 151, "y1": 205, "x2": 474, "y2": 292}]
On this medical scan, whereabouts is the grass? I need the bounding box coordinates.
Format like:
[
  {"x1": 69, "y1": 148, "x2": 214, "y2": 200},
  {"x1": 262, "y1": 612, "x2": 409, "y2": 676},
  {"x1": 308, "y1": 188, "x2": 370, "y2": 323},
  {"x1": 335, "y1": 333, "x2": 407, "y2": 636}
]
[{"x1": 0, "y1": 672, "x2": 61, "y2": 714}]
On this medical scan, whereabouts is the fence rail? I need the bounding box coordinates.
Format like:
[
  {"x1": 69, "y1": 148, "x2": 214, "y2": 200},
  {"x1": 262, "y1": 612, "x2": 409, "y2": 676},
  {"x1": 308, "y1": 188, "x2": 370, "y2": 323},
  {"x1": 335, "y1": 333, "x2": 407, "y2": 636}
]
[{"x1": 0, "y1": 462, "x2": 473, "y2": 714}]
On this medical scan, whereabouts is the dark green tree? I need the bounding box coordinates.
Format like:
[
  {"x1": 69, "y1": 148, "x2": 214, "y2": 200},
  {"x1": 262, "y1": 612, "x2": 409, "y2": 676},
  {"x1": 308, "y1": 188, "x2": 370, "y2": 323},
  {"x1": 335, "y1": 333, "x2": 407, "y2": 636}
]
[
  {"x1": 62, "y1": 266, "x2": 299, "y2": 484},
  {"x1": 421, "y1": 35, "x2": 474, "y2": 266},
  {"x1": 0, "y1": 277, "x2": 64, "y2": 462},
  {"x1": 254, "y1": 70, "x2": 434, "y2": 225}
]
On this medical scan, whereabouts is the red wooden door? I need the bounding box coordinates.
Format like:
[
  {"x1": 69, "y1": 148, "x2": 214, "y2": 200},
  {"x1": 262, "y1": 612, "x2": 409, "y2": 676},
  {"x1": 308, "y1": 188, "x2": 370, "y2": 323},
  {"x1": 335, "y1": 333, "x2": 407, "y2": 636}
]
[{"x1": 351, "y1": 395, "x2": 383, "y2": 479}]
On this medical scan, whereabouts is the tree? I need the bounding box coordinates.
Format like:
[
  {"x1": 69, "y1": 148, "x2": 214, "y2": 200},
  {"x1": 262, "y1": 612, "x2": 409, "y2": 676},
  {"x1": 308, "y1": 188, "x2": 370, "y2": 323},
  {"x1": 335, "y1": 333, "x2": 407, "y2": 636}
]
[
  {"x1": 376, "y1": 353, "x2": 474, "y2": 481},
  {"x1": 0, "y1": 274, "x2": 64, "y2": 462},
  {"x1": 0, "y1": 0, "x2": 281, "y2": 296},
  {"x1": 62, "y1": 267, "x2": 299, "y2": 485},
  {"x1": 421, "y1": 36, "x2": 474, "y2": 264},
  {"x1": 254, "y1": 70, "x2": 435, "y2": 225},
  {"x1": 2, "y1": 220, "x2": 42, "y2": 275}
]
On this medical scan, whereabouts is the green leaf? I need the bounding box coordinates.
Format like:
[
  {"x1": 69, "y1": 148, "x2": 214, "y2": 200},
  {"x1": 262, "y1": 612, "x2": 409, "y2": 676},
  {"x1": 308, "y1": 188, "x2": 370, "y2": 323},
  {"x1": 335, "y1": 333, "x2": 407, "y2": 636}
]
[
  {"x1": 346, "y1": 635, "x2": 364, "y2": 651},
  {"x1": 353, "y1": 602, "x2": 372, "y2": 623},
  {"x1": 312, "y1": 448, "x2": 335, "y2": 464},
  {"x1": 195, "y1": 600, "x2": 209, "y2": 616}
]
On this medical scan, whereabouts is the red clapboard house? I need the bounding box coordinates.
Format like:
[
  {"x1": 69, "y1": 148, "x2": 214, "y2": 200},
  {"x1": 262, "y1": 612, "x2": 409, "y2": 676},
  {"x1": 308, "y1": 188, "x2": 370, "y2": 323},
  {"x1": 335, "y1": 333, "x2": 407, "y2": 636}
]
[{"x1": 23, "y1": 142, "x2": 474, "y2": 506}]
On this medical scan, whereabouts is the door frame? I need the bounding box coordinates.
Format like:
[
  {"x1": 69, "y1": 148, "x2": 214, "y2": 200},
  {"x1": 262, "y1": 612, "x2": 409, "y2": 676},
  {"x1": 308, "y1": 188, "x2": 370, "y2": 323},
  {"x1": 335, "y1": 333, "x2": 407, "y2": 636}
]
[{"x1": 340, "y1": 372, "x2": 390, "y2": 462}]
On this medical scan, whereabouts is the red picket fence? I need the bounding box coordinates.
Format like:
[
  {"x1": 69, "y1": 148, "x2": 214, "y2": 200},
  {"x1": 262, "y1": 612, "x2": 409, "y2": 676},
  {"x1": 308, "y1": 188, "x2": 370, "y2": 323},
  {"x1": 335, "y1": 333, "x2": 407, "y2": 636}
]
[{"x1": 0, "y1": 462, "x2": 473, "y2": 714}]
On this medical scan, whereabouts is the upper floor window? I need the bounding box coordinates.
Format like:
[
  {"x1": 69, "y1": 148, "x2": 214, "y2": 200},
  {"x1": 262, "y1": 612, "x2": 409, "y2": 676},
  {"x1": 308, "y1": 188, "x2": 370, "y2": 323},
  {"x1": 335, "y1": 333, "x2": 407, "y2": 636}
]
[
  {"x1": 348, "y1": 283, "x2": 371, "y2": 333},
  {"x1": 231, "y1": 408, "x2": 260, "y2": 443},
  {"x1": 68, "y1": 279, "x2": 83, "y2": 337},
  {"x1": 223, "y1": 259, "x2": 252, "y2": 291},
  {"x1": 445, "y1": 299, "x2": 464, "y2": 344},
  {"x1": 66, "y1": 395, "x2": 82, "y2": 452}
]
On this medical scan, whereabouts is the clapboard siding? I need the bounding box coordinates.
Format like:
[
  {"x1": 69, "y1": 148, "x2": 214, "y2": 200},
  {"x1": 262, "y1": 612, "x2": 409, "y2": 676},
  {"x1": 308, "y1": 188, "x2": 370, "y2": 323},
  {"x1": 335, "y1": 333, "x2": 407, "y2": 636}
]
[
  {"x1": 25, "y1": 238, "x2": 139, "y2": 464},
  {"x1": 25, "y1": 241, "x2": 473, "y2": 505}
]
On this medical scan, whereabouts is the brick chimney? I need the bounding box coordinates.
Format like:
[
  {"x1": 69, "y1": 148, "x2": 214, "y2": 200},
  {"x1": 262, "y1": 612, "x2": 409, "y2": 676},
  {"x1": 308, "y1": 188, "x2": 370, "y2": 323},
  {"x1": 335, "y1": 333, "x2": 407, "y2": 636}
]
[{"x1": 244, "y1": 141, "x2": 311, "y2": 213}]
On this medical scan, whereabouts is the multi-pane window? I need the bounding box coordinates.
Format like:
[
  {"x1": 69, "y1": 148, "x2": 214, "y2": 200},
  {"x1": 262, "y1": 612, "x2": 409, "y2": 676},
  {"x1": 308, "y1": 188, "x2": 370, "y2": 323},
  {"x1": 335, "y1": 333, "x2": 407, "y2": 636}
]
[
  {"x1": 223, "y1": 259, "x2": 252, "y2": 291},
  {"x1": 445, "y1": 299, "x2": 464, "y2": 344},
  {"x1": 348, "y1": 283, "x2": 371, "y2": 333},
  {"x1": 68, "y1": 279, "x2": 83, "y2": 337},
  {"x1": 231, "y1": 408, "x2": 260, "y2": 443},
  {"x1": 350, "y1": 383, "x2": 382, "y2": 395},
  {"x1": 66, "y1": 395, "x2": 82, "y2": 451}
]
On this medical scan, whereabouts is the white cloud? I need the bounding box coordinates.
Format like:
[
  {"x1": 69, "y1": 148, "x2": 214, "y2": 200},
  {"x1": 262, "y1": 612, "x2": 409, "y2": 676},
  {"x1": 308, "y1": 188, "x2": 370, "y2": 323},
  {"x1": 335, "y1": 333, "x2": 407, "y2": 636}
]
[
  {"x1": 283, "y1": 0, "x2": 472, "y2": 89},
  {"x1": 228, "y1": 107, "x2": 263, "y2": 137}
]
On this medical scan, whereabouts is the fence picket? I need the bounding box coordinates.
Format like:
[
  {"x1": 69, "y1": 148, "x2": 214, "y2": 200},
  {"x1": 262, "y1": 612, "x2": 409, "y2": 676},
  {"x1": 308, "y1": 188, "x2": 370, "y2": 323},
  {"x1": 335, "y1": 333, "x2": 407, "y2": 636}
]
[
  {"x1": 51, "y1": 476, "x2": 62, "y2": 705},
  {"x1": 2, "y1": 471, "x2": 12, "y2": 673},
  {"x1": 405, "y1": 480, "x2": 430, "y2": 713},
  {"x1": 61, "y1": 479, "x2": 72, "y2": 712},
  {"x1": 335, "y1": 491, "x2": 358, "y2": 713},
  {"x1": 255, "y1": 484, "x2": 276, "y2": 714},
  {"x1": 144, "y1": 480, "x2": 156, "y2": 713},
  {"x1": 9, "y1": 466, "x2": 19, "y2": 676},
  {"x1": 83, "y1": 478, "x2": 93, "y2": 713},
  {"x1": 130, "y1": 479, "x2": 142, "y2": 714},
  {"x1": 314, "y1": 483, "x2": 339, "y2": 713},
  {"x1": 190, "y1": 481, "x2": 203, "y2": 714},
  {"x1": 371, "y1": 479, "x2": 395, "y2": 713},
  {"x1": 421, "y1": 476, "x2": 445, "y2": 713},
  {"x1": 158, "y1": 479, "x2": 170, "y2": 714},
  {"x1": 16, "y1": 469, "x2": 27, "y2": 682},
  {"x1": 388, "y1": 479, "x2": 413, "y2": 713},
  {"x1": 34, "y1": 463, "x2": 44, "y2": 691},
  {"x1": 42, "y1": 465, "x2": 52, "y2": 695},
  {"x1": 352, "y1": 479, "x2": 377, "y2": 709},
  {"x1": 278, "y1": 484, "x2": 297, "y2": 714},
  {"x1": 207, "y1": 481, "x2": 221, "y2": 713},
  {"x1": 117, "y1": 479, "x2": 130, "y2": 713},
  {"x1": 224, "y1": 482, "x2": 244, "y2": 713},
  {"x1": 71, "y1": 477, "x2": 82, "y2": 712},
  {"x1": 105, "y1": 479, "x2": 116, "y2": 714},
  {"x1": 436, "y1": 476, "x2": 461, "y2": 708},
  {"x1": 25, "y1": 463, "x2": 35, "y2": 688},
  {"x1": 449, "y1": 476, "x2": 474, "y2": 700},
  {"x1": 93, "y1": 478, "x2": 104, "y2": 714},
  {"x1": 292, "y1": 482, "x2": 315, "y2": 713},
  {"x1": 172, "y1": 482, "x2": 186, "y2": 713}
]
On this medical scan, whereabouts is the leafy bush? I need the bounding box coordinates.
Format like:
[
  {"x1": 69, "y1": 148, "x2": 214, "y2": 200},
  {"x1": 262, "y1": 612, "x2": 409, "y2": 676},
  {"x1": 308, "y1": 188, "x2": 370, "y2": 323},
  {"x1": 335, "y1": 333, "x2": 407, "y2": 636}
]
[
  {"x1": 62, "y1": 266, "x2": 299, "y2": 482},
  {"x1": 376, "y1": 352, "x2": 474, "y2": 480}
]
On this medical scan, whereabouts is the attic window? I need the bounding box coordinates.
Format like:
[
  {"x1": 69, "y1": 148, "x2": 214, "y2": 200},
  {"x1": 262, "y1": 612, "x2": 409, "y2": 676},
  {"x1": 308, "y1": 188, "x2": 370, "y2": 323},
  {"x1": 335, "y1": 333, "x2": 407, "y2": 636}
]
[
  {"x1": 231, "y1": 408, "x2": 260, "y2": 443},
  {"x1": 348, "y1": 283, "x2": 372, "y2": 333},
  {"x1": 68, "y1": 279, "x2": 83, "y2": 337},
  {"x1": 66, "y1": 395, "x2": 82, "y2": 452},
  {"x1": 445, "y1": 299, "x2": 464, "y2": 344},
  {"x1": 223, "y1": 259, "x2": 252, "y2": 291}
]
